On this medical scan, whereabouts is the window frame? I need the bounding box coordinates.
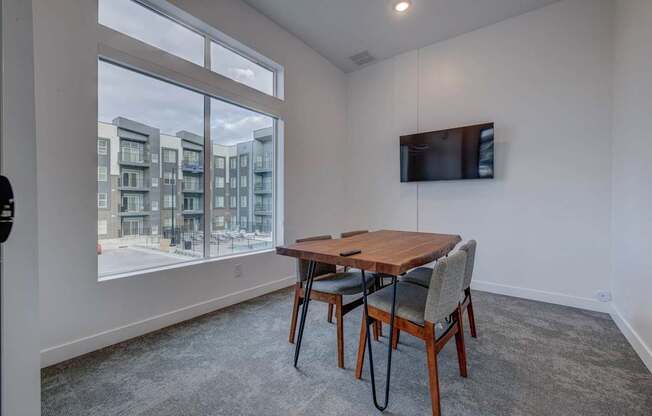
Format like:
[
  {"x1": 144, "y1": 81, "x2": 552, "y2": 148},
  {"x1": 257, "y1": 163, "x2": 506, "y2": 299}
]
[
  {"x1": 97, "y1": 0, "x2": 284, "y2": 279},
  {"x1": 100, "y1": 0, "x2": 283, "y2": 99}
]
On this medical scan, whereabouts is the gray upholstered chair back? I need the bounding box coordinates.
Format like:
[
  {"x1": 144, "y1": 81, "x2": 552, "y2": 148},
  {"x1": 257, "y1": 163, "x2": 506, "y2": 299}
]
[
  {"x1": 458, "y1": 240, "x2": 477, "y2": 290},
  {"x1": 341, "y1": 230, "x2": 369, "y2": 238},
  {"x1": 296, "y1": 235, "x2": 337, "y2": 282},
  {"x1": 424, "y1": 250, "x2": 467, "y2": 324}
]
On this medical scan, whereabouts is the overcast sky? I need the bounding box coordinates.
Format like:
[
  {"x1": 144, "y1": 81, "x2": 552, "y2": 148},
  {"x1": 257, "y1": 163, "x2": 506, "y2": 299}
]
[{"x1": 98, "y1": 0, "x2": 273, "y2": 146}]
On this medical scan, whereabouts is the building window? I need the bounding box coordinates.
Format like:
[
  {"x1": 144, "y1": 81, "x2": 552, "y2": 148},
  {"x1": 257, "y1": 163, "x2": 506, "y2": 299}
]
[
  {"x1": 163, "y1": 194, "x2": 176, "y2": 209},
  {"x1": 97, "y1": 2, "x2": 281, "y2": 276},
  {"x1": 98, "y1": 166, "x2": 108, "y2": 182},
  {"x1": 98, "y1": 220, "x2": 108, "y2": 235},
  {"x1": 163, "y1": 171, "x2": 176, "y2": 185},
  {"x1": 120, "y1": 140, "x2": 144, "y2": 163},
  {"x1": 98, "y1": 139, "x2": 108, "y2": 155},
  {"x1": 99, "y1": 0, "x2": 279, "y2": 97},
  {"x1": 211, "y1": 42, "x2": 274, "y2": 96},
  {"x1": 184, "y1": 196, "x2": 201, "y2": 211},
  {"x1": 99, "y1": 0, "x2": 204, "y2": 66},
  {"x1": 98, "y1": 193, "x2": 108, "y2": 209},
  {"x1": 163, "y1": 148, "x2": 177, "y2": 163},
  {"x1": 215, "y1": 216, "x2": 225, "y2": 227},
  {"x1": 121, "y1": 169, "x2": 143, "y2": 188}
]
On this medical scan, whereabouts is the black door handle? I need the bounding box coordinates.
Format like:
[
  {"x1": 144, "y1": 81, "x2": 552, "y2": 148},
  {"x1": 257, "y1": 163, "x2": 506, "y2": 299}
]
[{"x1": 0, "y1": 175, "x2": 15, "y2": 243}]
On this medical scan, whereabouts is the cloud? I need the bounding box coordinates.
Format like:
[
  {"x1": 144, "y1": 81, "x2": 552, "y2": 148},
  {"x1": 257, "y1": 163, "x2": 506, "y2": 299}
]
[{"x1": 99, "y1": 62, "x2": 272, "y2": 146}]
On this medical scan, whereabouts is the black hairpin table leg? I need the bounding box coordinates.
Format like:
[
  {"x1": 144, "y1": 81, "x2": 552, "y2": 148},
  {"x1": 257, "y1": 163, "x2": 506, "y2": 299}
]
[
  {"x1": 360, "y1": 270, "x2": 398, "y2": 411},
  {"x1": 294, "y1": 260, "x2": 316, "y2": 367}
]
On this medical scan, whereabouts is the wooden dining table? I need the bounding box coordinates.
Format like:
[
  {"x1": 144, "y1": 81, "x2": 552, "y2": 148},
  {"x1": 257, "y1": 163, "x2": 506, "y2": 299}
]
[{"x1": 276, "y1": 230, "x2": 461, "y2": 411}]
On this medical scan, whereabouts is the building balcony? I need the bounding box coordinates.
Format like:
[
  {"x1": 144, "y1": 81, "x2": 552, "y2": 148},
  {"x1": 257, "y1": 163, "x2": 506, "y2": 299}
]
[
  {"x1": 118, "y1": 151, "x2": 149, "y2": 167},
  {"x1": 182, "y1": 161, "x2": 203, "y2": 173},
  {"x1": 118, "y1": 178, "x2": 149, "y2": 192},
  {"x1": 182, "y1": 209, "x2": 204, "y2": 215},
  {"x1": 118, "y1": 204, "x2": 150, "y2": 216},
  {"x1": 254, "y1": 205, "x2": 273, "y2": 215},
  {"x1": 182, "y1": 182, "x2": 203, "y2": 193},
  {"x1": 254, "y1": 159, "x2": 273, "y2": 172},
  {"x1": 254, "y1": 184, "x2": 272, "y2": 194}
]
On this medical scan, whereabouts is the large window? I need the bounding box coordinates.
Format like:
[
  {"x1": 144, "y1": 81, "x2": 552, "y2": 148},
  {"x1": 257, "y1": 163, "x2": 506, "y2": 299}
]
[
  {"x1": 97, "y1": 1, "x2": 279, "y2": 278},
  {"x1": 99, "y1": 0, "x2": 204, "y2": 66},
  {"x1": 99, "y1": 0, "x2": 278, "y2": 97}
]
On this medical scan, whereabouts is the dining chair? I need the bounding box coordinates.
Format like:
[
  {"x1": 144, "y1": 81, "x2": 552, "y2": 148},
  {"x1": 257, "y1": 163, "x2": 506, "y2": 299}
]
[
  {"x1": 354, "y1": 250, "x2": 468, "y2": 416},
  {"x1": 288, "y1": 235, "x2": 377, "y2": 368},
  {"x1": 393, "y1": 240, "x2": 478, "y2": 348}
]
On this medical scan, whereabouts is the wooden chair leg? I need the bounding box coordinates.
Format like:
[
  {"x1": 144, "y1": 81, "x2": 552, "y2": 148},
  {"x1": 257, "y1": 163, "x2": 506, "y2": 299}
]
[
  {"x1": 288, "y1": 283, "x2": 302, "y2": 344},
  {"x1": 465, "y1": 288, "x2": 477, "y2": 338},
  {"x1": 372, "y1": 319, "x2": 380, "y2": 341},
  {"x1": 424, "y1": 322, "x2": 441, "y2": 416},
  {"x1": 336, "y1": 297, "x2": 344, "y2": 369},
  {"x1": 454, "y1": 307, "x2": 468, "y2": 378},
  {"x1": 327, "y1": 303, "x2": 334, "y2": 324},
  {"x1": 392, "y1": 327, "x2": 400, "y2": 350},
  {"x1": 355, "y1": 311, "x2": 368, "y2": 379}
]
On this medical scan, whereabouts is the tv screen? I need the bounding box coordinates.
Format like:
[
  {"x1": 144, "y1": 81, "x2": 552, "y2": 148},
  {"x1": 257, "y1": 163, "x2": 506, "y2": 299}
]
[{"x1": 400, "y1": 123, "x2": 494, "y2": 182}]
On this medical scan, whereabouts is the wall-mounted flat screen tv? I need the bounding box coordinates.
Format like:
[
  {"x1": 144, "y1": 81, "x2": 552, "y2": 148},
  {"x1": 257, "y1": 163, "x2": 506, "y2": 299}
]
[{"x1": 400, "y1": 122, "x2": 494, "y2": 182}]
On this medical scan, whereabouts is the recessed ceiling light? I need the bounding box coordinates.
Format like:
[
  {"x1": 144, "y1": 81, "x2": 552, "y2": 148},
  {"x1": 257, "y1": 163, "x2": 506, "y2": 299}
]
[{"x1": 394, "y1": 1, "x2": 412, "y2": 12}]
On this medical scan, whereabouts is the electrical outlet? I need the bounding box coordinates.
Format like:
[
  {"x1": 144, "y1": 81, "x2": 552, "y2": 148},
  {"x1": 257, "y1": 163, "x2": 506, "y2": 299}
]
[
  {"x1": 234, "y1": 264, "x2": 242, "y2": 278},
  {"x1": 596, "y1": 291, "x2": 612, "y2": 303}
]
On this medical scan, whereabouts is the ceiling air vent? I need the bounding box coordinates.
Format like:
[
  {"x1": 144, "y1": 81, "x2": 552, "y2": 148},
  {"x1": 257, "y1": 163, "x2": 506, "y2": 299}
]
[{"x1": 349, "y1": 51, "x2": 375, "y2": 66}]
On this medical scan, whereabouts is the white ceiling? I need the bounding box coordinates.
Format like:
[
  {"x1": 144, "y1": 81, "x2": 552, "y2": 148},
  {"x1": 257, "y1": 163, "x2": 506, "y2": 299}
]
[{"x1": 242, "y1": 0, "x2": 560, "y2": 72}]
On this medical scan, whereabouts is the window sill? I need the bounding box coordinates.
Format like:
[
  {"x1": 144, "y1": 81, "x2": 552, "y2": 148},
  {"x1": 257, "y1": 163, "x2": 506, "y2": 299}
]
[{"x1": 98, "y1": 248, "x2": 277, "y2": 283}]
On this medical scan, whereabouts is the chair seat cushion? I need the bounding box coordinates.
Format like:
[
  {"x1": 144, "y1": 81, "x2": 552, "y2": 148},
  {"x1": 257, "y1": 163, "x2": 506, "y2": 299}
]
[
  {"x1": 312, "y1": 271, "x2": 376, "y2": 295},
  {"x1": 399, "y1": 267, "x2": 432, "y2": 288},
  {"x1": 367, "y1": 282, "x2": 428, "y2": 325}
]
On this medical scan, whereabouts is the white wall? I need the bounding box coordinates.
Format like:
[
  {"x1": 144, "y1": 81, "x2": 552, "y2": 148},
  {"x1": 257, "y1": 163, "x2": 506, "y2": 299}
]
[
  {"x1": 346, "y1": 0, "x2": 615, "y2": 311},
  {"x1": 2, "y1": 0, "x2": 40, "y2": 413},
  {"x1": 611, "y1": 0, "x2": 652, "y2": 370},
  {"x1": 34, "y1": 0, "x2": 348, "y2": 366}
]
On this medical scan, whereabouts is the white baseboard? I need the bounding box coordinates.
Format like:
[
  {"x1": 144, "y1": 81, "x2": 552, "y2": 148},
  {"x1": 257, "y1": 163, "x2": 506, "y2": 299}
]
[
  {"x1": 472, "y1": 280, "x2": 651, "y2": 372},
  {"x1": 471, "y1": 280, "x2": 612, "y2": 313},
  {"x1": 609, "y1": 305, "x2": 652, "y2": 373},
  {"x1": 41, "y1": 275, "x2": 295, "y2": 368}
]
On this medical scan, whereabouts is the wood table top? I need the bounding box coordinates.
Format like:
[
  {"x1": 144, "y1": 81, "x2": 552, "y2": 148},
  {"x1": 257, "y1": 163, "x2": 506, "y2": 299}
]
[{"x1": 276, "y1": 230, "x2": 462, "y2": 276}]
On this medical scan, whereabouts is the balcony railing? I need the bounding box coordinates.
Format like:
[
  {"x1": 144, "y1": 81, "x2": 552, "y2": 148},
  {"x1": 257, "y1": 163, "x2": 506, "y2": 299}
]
[
  {"x1": 118, "y1": 203, "x2": 149, "y2": 216},
  {"x1": 119, "y1": 151, "x2": 149, "y2": 165},
  {"x1": 182, "y1": 161, "x2": 203, "y2": 173},
  {"x1": 254, "y1": 204, "x2": 273, "y2": 214},
  {"x1": 254, "y1": 158, "x2": 273, "y2": 172},
  {"x1": 182, "y1": 182, "x2": 203, "y2": 193},
  {"x1": 254, "y1": 183, "x2": 272, "y2": 193},
  {"x1": 118, "y1": 177, "x2": 147, "y2": 190}
]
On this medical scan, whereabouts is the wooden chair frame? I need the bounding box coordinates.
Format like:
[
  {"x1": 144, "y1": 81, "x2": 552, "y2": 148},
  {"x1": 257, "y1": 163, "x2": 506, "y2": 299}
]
[
  {"x1": 355, "y1": 304, "x2": 468, "y2": 416},
  {"x1": 289, "y1": 277, "x2": 382, "y2": 369},
  {"x1": 391, "y1": 287, "x2": 477, "y2": 350}
]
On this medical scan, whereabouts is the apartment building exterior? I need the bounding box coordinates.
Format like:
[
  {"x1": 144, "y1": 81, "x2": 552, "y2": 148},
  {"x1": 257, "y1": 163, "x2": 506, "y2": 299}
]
[{"x1": 97, "y1": 118, "x2": 273, "y2": 243}]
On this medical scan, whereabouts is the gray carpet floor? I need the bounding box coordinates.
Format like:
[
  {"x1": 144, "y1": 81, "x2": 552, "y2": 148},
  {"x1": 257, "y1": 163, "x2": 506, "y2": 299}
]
[{"x1": 42, "y1": 288, "x2": 652, "y2": 416}]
